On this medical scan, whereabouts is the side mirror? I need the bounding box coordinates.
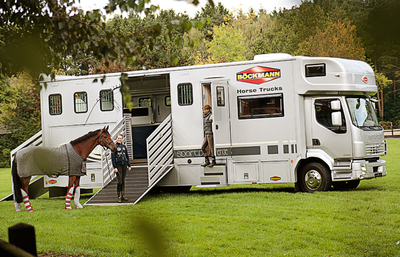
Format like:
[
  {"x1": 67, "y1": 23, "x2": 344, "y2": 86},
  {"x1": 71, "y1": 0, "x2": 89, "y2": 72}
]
[
  {"x1": 331, "y1": 100, "x2": 341, "y2": 111},
  {"x1": 332, "y1": 111, "x2": 342, "y2": 126}
]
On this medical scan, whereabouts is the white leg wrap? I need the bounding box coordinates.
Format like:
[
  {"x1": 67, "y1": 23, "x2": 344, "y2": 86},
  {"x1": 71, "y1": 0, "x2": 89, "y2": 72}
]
[
  {"x1": 14, "y1": 200, "x2": 22, "y2": 212},
  {"x1": 21, "y1": 189, "x2": 33, "y2": 212},
  {"x1": 74, "y1": 186, "x2": 83, "y2": 209},
  {"x1": 65, "y1": 186, "x2": 74, "y2": 210}
]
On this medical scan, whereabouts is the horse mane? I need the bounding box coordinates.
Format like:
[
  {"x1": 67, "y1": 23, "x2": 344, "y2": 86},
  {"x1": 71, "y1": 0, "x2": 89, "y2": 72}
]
[{"x1": 70, "y1": 129, "x2": 101, "y2": 146}]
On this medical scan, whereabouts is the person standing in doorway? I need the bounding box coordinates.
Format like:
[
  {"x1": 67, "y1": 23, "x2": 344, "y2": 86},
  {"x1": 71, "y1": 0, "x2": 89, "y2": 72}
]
[
  {"x1": 111, "y1": 134, "x2": 131, "y2": 203},
  {"x1": 201, "y1": 105, "x2": 216, "y2": 167}
]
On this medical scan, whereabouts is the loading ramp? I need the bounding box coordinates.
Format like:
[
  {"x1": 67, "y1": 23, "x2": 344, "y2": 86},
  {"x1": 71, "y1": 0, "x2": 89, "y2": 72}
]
[
  {"x1": 84, "y1": 165, "x2": 173, "y2": 205},
  {"x1": 86, "y1": 114, "x2": 174, "y2": 205}
]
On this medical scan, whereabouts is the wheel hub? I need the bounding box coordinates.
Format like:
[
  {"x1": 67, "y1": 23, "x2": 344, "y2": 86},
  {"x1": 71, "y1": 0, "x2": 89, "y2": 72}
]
[{"x1": 305, "y1": 170, "x2": 322, "y2": 190}]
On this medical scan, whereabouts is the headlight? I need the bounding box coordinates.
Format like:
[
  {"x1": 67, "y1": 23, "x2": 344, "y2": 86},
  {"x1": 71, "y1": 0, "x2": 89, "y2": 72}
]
[{"x1": 361, "y1": 164, "x2": 367, "y2": 174}]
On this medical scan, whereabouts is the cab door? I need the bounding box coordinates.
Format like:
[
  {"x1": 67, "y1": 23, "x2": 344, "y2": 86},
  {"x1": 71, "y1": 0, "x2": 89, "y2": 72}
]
[{"x1": 306, "y1": 97, "x2": 352, "y2": 159}]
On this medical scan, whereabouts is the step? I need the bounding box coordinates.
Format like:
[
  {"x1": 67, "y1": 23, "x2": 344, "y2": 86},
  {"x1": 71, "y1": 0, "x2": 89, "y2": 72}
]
[
  {"x1": 200, "y1": 175, "x2": 226, "y2": 185},
  {"x1": 203, "y1": 165, "x2": 226, "y2": 176}
]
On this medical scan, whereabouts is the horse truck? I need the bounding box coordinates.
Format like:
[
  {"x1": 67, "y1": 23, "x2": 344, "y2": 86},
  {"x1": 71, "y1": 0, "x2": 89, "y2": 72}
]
[{"x1": 37, "y1": 53, "x2": 386, "y2": 202}]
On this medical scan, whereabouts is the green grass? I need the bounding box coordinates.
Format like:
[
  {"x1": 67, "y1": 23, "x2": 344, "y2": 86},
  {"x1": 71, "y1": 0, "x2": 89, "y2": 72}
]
[{"x1": 1, "y1": 140, "x2": 400, "y2": 256}]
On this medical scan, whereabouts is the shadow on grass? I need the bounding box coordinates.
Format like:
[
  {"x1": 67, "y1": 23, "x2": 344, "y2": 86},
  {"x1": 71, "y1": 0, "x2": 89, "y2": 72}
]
[{"x1": 151, "y1": 185, "x2": 297, "y2": 197}]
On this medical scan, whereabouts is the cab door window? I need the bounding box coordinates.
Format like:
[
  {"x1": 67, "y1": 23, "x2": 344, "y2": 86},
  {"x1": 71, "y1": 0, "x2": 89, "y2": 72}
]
[{"x1": 315, "y1": 99, "x2": 346, "y2": 133}]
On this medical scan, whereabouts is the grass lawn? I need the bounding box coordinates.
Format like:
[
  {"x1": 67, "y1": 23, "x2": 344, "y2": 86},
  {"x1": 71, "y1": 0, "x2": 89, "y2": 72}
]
[{"x1": 0, "y1": 139, "x2": 399, "y2": 256}]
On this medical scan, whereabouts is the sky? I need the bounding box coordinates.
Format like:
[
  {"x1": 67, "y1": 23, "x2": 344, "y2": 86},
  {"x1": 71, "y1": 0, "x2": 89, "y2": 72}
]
[{"x1": 77, "y1": 0, "x2": 303, "y2": 17}]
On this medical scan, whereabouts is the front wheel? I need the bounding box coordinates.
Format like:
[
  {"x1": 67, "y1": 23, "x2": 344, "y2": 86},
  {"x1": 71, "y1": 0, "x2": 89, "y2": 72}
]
[{"x1": 298, "y1": 162, "x2": 331, "y2": 192}]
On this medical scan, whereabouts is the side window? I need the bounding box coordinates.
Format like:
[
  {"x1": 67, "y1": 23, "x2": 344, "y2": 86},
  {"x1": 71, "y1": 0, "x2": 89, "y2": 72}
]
[
  {"x1": 305, "y1": 63, "x2": 326, "y2": 77},
  {"x1": 49, "y1": 94, "x2": 62, "y2": 115},
  {"x1": 100, "y1": 90, "x2": 114, "y2": 111},
  {"x1": 315, "y1": 99, "x2": 346, "y2": 133},
  {"x1": 238, "y1": 94, "x2": 284, "y2": 119},
  {"x1": 165, "y1": 96, "x2": 171, "y2": 107},
  {"x1": 139, "y1": 97, "x2": 151, "y2": 107},
  {"x1": 178, "y1": 83, "x2": 193, "y2": 106},
  {"x1": 74, "y1": 92, "x2": 88, "y2": 113},
  {"x1": 216, "y1": 86, "x2": 225, "y2": 106}
]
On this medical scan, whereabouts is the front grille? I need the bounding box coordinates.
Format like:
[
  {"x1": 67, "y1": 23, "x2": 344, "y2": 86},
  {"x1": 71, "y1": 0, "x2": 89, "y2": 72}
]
[{"x1": 365, "y1": 143, "x2": 385, "y2": 156}]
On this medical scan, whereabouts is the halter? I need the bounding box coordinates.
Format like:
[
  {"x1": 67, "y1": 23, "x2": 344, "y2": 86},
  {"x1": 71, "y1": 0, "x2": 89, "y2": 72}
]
[{"x1": 99, "y1": 131, "x2": 114, "y2": 151}]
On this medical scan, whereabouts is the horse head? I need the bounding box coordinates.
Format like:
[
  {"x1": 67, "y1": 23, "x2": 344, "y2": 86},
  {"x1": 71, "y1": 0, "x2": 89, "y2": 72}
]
[{"x1": 99, "y1": 126, "x2": 117, "y2": 152}]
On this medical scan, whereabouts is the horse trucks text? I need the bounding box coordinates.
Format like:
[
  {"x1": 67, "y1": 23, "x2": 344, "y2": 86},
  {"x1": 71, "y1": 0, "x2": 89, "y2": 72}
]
[{"x1": 39, "y1": 54, "x2": 386, "y2": 199}]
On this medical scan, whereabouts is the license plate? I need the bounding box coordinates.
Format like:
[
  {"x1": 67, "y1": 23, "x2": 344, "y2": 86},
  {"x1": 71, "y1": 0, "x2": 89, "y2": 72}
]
[{"x1": 375, "y1": 173, "x2": 383, "y2": 178}]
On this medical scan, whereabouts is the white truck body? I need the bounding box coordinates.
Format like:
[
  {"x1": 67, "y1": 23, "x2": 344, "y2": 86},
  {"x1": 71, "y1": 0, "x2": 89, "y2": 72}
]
[{"x1": 40, "y1": 54, "x2": 386, "y2": 192}]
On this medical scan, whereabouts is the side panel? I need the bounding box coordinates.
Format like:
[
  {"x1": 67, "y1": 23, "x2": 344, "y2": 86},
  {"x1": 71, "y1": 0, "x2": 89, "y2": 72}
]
[
  {"x1": 40, "y1": 76, "x2": 124, "y2": 188},
  {"x1": 169, "y1": 60, "x2": 300, "y2": 186},
  {"x1": 228, "y1": 60, "x2": 297, "y2": 184}
]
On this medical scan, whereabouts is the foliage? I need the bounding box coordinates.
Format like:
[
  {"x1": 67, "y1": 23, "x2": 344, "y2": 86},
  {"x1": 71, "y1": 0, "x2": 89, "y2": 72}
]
[
  {"x1": 0, "y1": 139, "x2": 399, "y2": 256},
  {"x1": 299, "y1": 20, "x2": 365, "y2": 60},
  {"x1": 0, "y1": 72, "x2": 41, "y2": 167},
  {"x1": 207, "y1": 23, "x2": 247, "y2": 63},
  {"x1": 194, "y1": 2, "x2": 229, "y2": 41},
  {"x1": 0, "y1": 0, "x2": 209, "y2": 79}
]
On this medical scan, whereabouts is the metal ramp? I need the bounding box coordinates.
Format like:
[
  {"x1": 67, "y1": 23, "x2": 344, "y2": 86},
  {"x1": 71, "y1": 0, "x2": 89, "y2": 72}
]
[
  {"x1": 85, "y1": 114, "x2": 174, "y2": 205},
  {"x1": 84, "y1": 165, "x2": 173, "y2": 205}
]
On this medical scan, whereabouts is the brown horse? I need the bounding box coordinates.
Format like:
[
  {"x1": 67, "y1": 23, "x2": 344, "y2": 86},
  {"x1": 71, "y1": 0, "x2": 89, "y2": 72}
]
[{"x1": 12, "y1": 126, "x2": 116, "y2": 211}]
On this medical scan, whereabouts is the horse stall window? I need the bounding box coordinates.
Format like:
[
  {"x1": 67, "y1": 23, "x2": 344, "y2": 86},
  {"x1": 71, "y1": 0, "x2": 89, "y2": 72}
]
[
  {"x1": 165, "y1": 96, "x2": 171, "y2": 106},
  {"x1": 74, "y1": 92, "x2": 88, "y2": 113},
  {"x1": 178, "y1": 83, "x2": 193, "y2": 106},
  {"x1": 100, "y1": 90, "x2": 114, "y2": 111},
  {"x1": 49, "y1": 94, "x2": 62, "y2": 115},
  {"x1": 238, "y1": 93, "x2": 284, "y2": 119},
  {"x1": 139, "y1": 97, "x2": 152, "y2": 107}
]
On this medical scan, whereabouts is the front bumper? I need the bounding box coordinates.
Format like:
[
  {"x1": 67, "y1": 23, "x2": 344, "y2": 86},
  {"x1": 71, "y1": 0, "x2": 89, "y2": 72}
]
[{"x1": 352, "y1": 159, "x2": 386, "y2": 180}]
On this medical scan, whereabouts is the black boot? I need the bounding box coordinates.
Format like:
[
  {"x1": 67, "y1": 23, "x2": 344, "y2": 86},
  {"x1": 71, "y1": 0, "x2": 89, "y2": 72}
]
[
  {"x1": 208, "y1": 156, "x2": 216, "y2": 167},
  {"x1": 201, "y1": 157, "x2": 210, "y2": 167},
  {"x1": 121, "y1": 184, "x2": 129, "y2": 201},
  {"x1": 117, "y1": 184, "x2": 122, "y2": 203}
]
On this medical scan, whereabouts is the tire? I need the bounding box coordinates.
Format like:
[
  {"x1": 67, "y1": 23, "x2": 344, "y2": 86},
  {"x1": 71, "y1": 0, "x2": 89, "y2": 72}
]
[
  {"x1": 298, "y1": 162, "x2": 331, "y2": 192},
  {"x1": 332, "y1": 180, "x2": 360, "y2": 190}
]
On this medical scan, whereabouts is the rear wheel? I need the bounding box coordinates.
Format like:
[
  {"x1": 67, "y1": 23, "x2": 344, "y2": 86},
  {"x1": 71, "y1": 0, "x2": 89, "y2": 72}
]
[
  {"x1": 332, "y1": 180, "x2": 360, "y2": 190},
  {"x1": 298, "y1": 162, "x2": 331, "y2": 192}
]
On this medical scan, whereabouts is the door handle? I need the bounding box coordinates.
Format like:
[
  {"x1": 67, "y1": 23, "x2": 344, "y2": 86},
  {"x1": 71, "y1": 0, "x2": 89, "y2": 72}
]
[{"x1": 216, "y1": 125, "x2": 219, "y2": 130}]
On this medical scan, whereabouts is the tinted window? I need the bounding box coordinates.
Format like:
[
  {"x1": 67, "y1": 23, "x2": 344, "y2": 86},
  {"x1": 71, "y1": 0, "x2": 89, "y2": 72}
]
[
  {"x1": 238, "y1": 94, "x2": 283, "y2": 119},
  {"x1": 315, "y1": 99, "x2": 346, "y2": 133}
]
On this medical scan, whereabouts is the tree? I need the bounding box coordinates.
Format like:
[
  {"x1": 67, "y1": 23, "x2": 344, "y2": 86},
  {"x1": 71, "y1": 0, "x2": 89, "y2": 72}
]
[
  {"x1": 207, "y1": 23, "x2": 247, "y2": 63},
  {"x1": 273, "y1": 1, "x2": 327, "y2": 56},
  {"x1": 298, "y1": 20, "x2": 365, "y2": 60},
  {"x1": 195, "y1": 2, "x2": 229, "y2": 41},
  {"x1": 0, "y1": 0, "x2": 212, "y2": 79},
  {"x1": 0, "y1": 72, "x2": 41, "y2": 167}
]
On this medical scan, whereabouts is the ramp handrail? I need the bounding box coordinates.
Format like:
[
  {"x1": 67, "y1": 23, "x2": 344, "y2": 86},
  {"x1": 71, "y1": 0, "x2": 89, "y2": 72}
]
[
  {"x1": 101, "y1": 115, "x2": 132, "y2": 187},
  {"x1": 10, "y1": 130, "x2": 43, "y2": 159},
  {"x1": 146, "y1": 114, "x2": 173, "y2": 186}
]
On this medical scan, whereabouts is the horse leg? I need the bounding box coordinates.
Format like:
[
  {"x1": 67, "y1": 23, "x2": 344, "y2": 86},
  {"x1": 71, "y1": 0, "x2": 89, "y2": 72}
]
[
  {"x1": 65, "y1": 176, "x2": 75, "y2": 210},
  {"x1": 73, "y1": 177, "x2": 83, "y2": 209},
  {"x1": 20, "y1": 177, "x2": 33, "y2": 212}
]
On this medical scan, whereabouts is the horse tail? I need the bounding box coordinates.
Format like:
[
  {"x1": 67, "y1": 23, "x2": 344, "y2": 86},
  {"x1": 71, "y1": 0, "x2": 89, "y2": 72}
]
[{"x1": 12, "y1": 157, "x2": 23, "y2": 203}]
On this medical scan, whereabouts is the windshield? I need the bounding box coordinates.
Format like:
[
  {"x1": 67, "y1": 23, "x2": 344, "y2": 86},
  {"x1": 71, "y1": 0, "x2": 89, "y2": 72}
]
[{"x1": 346, "y1": 97, "x2": 381, "y2": 129}]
